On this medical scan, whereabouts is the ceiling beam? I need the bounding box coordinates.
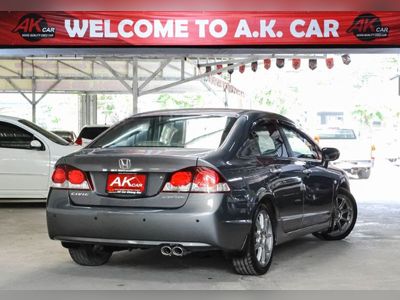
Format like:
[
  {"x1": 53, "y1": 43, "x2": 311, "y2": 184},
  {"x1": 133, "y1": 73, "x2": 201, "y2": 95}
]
[
  {"x1": 35, "y1": 80, "x2": 62, "y2": 104},
  {"x1": 97, "y1": 58, "x2": 134, "y2": 94},
  {"x1": 57, "y1": 60, "x2": 92, "y2": 78},
  {"x1": 4, "y1": 78, "x2": 32, "y2": 104},
  {"x1": 23, "y1": 60, "x2": 58, "y2": 77},
  {"x1": 138, "y1": 59, "x2": 172, "y2": 93}
]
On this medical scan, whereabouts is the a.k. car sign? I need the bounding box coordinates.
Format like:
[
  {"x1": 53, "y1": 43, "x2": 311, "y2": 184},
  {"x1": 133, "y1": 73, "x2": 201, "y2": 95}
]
[{"x1": 0, "y1": 11, "x2": 399, "y2": 46}]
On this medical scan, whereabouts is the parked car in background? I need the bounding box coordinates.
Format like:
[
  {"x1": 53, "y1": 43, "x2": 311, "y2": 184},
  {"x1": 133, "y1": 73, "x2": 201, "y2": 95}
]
[
  {"x1": 75, "y1": 125, "x2": 109, "y2": 146},
  {"x1": 314, "y1": 128, "x2": 374, "y2": 179},
  {"x1": 47, "y1": 109, "x2": 357, "y2": 275},
  {"x1": 0, "y1": 116, "x2": 80, "y2": 201},
  {"x1": 52, "y1": 130, "x2": 77, "y2": 144}
]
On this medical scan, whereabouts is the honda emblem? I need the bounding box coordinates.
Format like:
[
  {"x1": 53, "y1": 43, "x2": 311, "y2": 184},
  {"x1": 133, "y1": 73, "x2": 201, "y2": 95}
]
[{"x1": 119, "y1": 158, "x2": 131, "y2": 170}]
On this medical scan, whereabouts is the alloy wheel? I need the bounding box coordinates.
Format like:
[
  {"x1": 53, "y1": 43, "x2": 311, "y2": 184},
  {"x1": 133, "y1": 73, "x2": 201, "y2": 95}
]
[
  {"x1": 329, "y1": 195, "x2": 354, "y2": 237},
  {"x1": 254, "y1": 210, "x2": 274, "y2": 266}
]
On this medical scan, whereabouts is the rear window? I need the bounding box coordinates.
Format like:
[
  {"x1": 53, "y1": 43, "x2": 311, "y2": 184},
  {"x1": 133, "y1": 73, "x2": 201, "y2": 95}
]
[
  {"x1": 18, "y1": 120, "x2": 69, "y2": 146},
  {"x1": 89, "y1": 115, "x2": 237, "y2": 150},
  {"x1": 79, "y1": 127, "x2": 108, "y2": 140},
  {"x1": 317, "y1": 129, "x2": 356, "y2": 140}
]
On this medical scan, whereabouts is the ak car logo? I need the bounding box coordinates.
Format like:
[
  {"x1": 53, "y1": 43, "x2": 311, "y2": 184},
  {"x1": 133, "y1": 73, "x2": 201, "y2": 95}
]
[
  {"x1": 12, "y1": 13, "x2": 56, "y2": 42},
  {"x1": 347, "y1": 13, "x2": 389, "y2": 41},
  {"x1": 119, "y1": 158, "x2": 131, "y2": 170}
]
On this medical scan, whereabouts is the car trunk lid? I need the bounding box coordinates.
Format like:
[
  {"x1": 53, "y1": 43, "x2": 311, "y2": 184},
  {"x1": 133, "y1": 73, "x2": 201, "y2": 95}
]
[{"x1": 62, "y1": 147, "x2": 211, "y2": 208}]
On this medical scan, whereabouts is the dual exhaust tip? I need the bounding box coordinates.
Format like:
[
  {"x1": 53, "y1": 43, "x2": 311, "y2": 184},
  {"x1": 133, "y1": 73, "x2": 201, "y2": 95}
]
[{"x1": 160, "y1": 245, "x2": 185, "y2": 257}]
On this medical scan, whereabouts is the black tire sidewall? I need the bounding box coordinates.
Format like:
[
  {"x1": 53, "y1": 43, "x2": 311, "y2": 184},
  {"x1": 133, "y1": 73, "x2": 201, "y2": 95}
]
[
  {"x1": 358, "y1": 169, "x2": 371, "y2": 179},
  {"x1": 247, "y1": 203, "x2": 275, "y2": 274},
  {"x1": 69, "y1": 245, "x2": 112, "y2": 266},
  {"x1": 323, "y1": 188, "x2": 358, "y2": 241}
]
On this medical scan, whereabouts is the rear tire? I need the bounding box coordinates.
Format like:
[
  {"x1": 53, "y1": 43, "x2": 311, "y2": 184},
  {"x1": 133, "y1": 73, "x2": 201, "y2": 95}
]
[
  {"x1": 357, "y1": 169, "x2": 371, "y2": 179},
  {"x1": 232, "y1": 203, "x2": 275, "y2": 275},
  {"x1": 68, "y1": 244, "x2": 113, "y2": 266},
  {"x1": 313, "y1": 188, "x2": 357, "y2": 241}
]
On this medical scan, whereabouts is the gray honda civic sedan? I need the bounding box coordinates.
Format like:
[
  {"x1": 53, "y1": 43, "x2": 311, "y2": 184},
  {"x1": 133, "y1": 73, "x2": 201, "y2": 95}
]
[{"x1": 47, "y1": 109, "x2": 357, "y2": 275}]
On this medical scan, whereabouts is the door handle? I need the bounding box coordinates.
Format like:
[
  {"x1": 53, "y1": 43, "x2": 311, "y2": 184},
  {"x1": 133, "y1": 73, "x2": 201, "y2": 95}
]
[{"x1": 271, "y1": 168, "x2": 282, "y2": 175}]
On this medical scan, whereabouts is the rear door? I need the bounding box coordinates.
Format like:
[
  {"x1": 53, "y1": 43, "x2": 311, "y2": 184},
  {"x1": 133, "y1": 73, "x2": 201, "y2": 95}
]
[
  {"x1": 280, "y1": 125, "x2": 335, "y2": 227},
  {"x1": 243, "y1": 120, "x2": 305, "y2": 232},
  {"x1": 0, "y1": 121, "x2": 50, "y2": 199}
]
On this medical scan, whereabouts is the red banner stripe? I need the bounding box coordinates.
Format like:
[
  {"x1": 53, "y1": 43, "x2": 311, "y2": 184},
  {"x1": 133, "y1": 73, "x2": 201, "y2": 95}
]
[{"x1": 0, "y1": 11, "x2": 399, "y2": 46}]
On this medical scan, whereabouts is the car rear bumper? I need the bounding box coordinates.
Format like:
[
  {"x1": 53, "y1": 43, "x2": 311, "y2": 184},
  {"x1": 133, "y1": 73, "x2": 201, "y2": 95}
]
[{"x1": 46, "y1": 189, "x2": 251, "y2": 251}]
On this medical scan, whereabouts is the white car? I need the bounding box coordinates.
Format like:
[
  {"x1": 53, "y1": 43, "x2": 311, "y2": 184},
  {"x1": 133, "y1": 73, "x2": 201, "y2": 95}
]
[
  {"x1": 0, "y1": 116, "x2": 80, "y2": 201},
  {"x1": 315, "y1": 128, "x2": 374, "y2": 179}
]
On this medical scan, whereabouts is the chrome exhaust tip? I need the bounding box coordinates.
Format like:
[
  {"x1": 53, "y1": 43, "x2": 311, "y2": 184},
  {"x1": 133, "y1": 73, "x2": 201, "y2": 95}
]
[
  {"x1": 172, "y1": 246, "x2": 184, "y2": 257},
  {"x1": 160, "y1": 245, "x2": 172, "y2": 256}
]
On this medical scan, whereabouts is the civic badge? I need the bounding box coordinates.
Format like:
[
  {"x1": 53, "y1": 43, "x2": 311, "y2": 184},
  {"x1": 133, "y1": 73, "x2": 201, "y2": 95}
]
[{"x1": 119, "y1": 158, "x2": 131, "y2": 170}]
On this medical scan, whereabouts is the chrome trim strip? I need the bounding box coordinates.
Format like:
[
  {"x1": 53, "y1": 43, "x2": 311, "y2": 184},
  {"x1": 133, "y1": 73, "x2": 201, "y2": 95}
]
[
  {"x1": 55, "y1": 236, "x2": 212, "y2": 247},
  {"x1": 224, "y1": 219, "x2": 252, "y2": 224}
]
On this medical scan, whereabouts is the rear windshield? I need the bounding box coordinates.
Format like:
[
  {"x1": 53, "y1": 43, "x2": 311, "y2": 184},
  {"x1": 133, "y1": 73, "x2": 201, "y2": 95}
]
[
  {"x1": 89, "y1": 115, "x2": 237, "y2": 149},
  {"x1": 19, "y1": 120, "x2": 69, "y2": 146},
  {"x1": 317, "y1": 129, "x2": 356, "y2": 140},
  {"x1": 79, "y1": 127, "x2": 109, "y2": 140}
]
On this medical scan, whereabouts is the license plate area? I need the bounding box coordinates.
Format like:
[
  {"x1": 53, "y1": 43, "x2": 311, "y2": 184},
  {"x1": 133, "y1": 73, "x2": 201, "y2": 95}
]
[{"x1": 106, "y1": 173, "x2": 147, "y2": 195}]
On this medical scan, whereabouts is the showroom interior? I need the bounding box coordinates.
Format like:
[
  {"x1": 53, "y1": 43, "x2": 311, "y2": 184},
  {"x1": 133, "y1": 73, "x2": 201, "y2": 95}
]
[{"x1": 0, "y1": 9, "x2": 400, "y2": 290}]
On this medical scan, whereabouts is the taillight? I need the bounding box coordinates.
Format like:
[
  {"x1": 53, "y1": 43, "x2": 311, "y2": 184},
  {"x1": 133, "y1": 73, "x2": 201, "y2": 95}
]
[
  {"x1": 75, "y1": 137, "x2": 82, "y2": 145},
  {"x1": 163, "y1": 167, "x2": 230, "y2": 193},
  {"x1": 51, "y1": 165, "x2": 91, "y2": 190},
  {"x1": 68, "y1": 169, "x2": 86, "y2": 184},
  {"x1": 371, "y1": 144, "x2": 376, "y2": 160},
  {"x1": 52, "y1": 167, "x2": 66, "y2": 184}
]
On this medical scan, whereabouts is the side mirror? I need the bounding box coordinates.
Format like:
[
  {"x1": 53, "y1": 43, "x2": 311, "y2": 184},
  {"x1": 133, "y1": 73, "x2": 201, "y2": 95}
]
[
  {"x1": 321, "y1": 147, "x2": 340, "y2": 168},
  {"x1": 30, "y1": 140, "x2": 43, "y2": 150}
]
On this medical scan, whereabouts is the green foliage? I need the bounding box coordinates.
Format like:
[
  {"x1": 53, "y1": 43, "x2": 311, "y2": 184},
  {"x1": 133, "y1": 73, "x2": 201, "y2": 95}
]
[
  {"x1": 157, "y1": 94, "x2": 204, "y2": 109},
  {"x1": 254, "y1": 88, "x2": 301, "y2": 117},
  {"x1": 42, "y1": 105, "x2": 60, "y2": 125},
  {"x1": 352, "y1": 105, "x2": 384, "y2": 127},
  {"x1": 98, "y1": 95, "x2": 115, "y2": 123}
]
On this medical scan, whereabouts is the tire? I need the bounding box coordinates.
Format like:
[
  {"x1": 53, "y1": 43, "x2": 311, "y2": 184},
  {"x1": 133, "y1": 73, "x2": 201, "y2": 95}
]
[
  {"x1": 232, "y1": 203, "x2": 275, "y2": 275},
  {"x1": 313, "y1": 188, "x2": 357, "y2": 241},
  {"x1": 357, "y1": 169, "x2": 371, "y2": 179},
  {"x1": 68, "y1": 244, "x2": 113, "y2": 266}
]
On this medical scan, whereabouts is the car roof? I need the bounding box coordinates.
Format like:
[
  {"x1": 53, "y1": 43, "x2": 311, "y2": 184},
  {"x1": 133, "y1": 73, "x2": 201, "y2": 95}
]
[
  {"x1": 0, "y1": 115, "x2": 23, "y2": 122},
  {"x1": 52, "y1": 130, "x2": 74, "y2": 133},
  {"x1": 316, "y1": 128, "x2": 355, "y2": 131},
  {"x1": 131, "y1": 108, "x2": 294, "y2": 124},
  {"x1": 80, "y1": 125, "x2": 109, "y2": 129}
]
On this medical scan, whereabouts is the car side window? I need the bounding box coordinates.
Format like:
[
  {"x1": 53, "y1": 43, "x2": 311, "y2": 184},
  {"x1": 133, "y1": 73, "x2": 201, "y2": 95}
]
[
  {"x1": 281, "y1": 126, "x2": 320, "y2": 160},
  {"x1": 240, "y1": 121, "x2": 287, "y2": 158},
  {"x1": 0, "y1": 122, "x2": 35, "y2": 150}
]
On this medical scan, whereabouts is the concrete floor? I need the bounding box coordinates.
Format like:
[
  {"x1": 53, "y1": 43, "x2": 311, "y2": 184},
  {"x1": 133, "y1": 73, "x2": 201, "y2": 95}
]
[{"x1": 0, "y1": 159, "x2": 400, "y2": 290}]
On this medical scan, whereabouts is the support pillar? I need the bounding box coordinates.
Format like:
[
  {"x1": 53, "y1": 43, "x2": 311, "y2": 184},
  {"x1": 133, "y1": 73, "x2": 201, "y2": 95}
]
[
  {"x1": 89, "y1": 94, "x2": 97, "y2": 125},
  {"x1": 224, "y1": 89, "x2": 229, "y2": 108},
  {"x1": 132, "y1": 59, "x2": 138, "y2": 115},
  {"x1": 31, "y1": 79, "x2": 36, "y2": 123},
  {"x1": 79, "y1": 93, "x2": 97, "y2": 130}
]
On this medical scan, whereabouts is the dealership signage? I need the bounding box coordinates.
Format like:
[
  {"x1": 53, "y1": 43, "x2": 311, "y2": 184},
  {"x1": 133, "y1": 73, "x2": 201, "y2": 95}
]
[{"x1": 1, "y1": 11, "x2": 399, "y2": 46}]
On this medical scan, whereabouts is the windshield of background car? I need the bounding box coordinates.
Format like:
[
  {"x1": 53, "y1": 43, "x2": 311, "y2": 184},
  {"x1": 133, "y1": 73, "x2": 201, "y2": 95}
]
[
  {"x1": 18, "y1": 119, "x2": 69, "y2": 146},
  {"x1": 89, "y1": 115, "x2": 237, "y2": 149},
  {"x1": 317, "y1": 129, "x2": 356, "y2": 140},
  {"x1": 79, "y1": 127, "x2": 109, "y2": 140}
]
